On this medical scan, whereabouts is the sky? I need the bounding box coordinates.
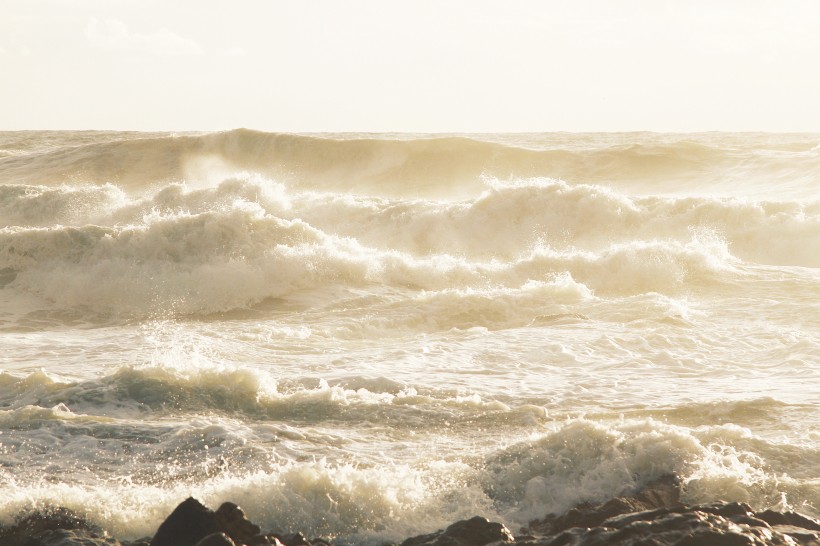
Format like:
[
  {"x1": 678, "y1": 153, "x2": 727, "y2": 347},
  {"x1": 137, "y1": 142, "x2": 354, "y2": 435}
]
[{"x1": 1, "y1": 0, "x2": 819, "y2": 132}]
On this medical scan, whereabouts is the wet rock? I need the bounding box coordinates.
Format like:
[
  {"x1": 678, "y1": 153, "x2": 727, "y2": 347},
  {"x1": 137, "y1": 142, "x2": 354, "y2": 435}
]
[
  {"x1": 517, "y1": 500, "x2": 820, "y2": 546},
  {"x1": 632, "y1": 473, "x2": 682, "y2": 510},
  {"x1": 149, "y1": 497, "x2": 222, "y2": 546},
  {"x1": 254, "y1": 531, "x2": 332, "y2": 546},
  {"x1": 527, "y1": 474, "x2": 684, "y2": 536},
  {"x1": 756, "y1": 510, "x2": 820, "y2": 532},
  {"x1": 519, "y1": 475, "x2": 820, "y2": 545},
  {"x1": 24, "y1": 528, "x2": 122, "y2": 545},
  {"x1": 262, "y1": 532, "x2": 330, "y2": 546},
  {"x1": 0, "y1": 506, "x2": 115, "y2": 546},
  {"x1": 145, "y1": 498, "x2": 323, "y2": 546},
  {"x1": 195, "y1": 533, "x2": 237, "y2": 546},
  {"x1": 7, "y1": 490, "x2": 820, "y2": 546},
  {"x1": 215, "y1": 502, "x2": 261, "y2": 545},
  {"x1": 400, "y1": 515, "x2": 515, "y2": 546},
  {"x1": 250, "y1": 537, "x2": 285, "y2": 546},
  {"x1": 269, "y1": 533, "x2": 311, "y2": 546}
]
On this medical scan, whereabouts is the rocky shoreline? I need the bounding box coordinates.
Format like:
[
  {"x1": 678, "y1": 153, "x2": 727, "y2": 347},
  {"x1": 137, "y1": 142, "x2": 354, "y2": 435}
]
[{"x1": 2, "y1": 475, "x2": 819, "y2": 546}]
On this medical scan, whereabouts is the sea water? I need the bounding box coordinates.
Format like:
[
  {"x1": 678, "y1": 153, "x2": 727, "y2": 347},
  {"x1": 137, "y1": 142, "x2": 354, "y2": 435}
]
[{"x1": 0, "y1": 130, "x2": 818, "y2": 543}]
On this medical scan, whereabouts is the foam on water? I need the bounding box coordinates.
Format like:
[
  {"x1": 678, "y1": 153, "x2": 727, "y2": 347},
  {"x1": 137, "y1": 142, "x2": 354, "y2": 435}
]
[
  {"x1": 0, "y1": 131, "x2": 818, "y2": 544},
  {"x1": 2, "y1": 175, "x2": 790, "y2": 319},
  {"x1": 1, "y1": 411, "x2": 817, "y2": 543}
]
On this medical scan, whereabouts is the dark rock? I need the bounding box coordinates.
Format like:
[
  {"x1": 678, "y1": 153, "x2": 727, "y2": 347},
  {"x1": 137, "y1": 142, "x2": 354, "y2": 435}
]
[
  {"x1": 264, "y1": 532, "x2": 331, "y2": 546},
  {"x1": 7, "y1": 491, "x2": 820, "y2": 546},
  {"x1": 400, "y1": 529, "x2": 440, "y2": 546},
  {"x1": 517, "y1": 474, "x2": 820, "y2": 545},
  {"x1": 262, "y1": 533, "x2": 286, "y2": 546},
  {"x1": 444, "y1": 516, "x2": 514, "y2": 545},
  {"x1": 542, "y1": 498, "x2": 650, "y2": 535},
  {"x1": 632, "y1": 473, "x2": 682, "y2": 510},
  {"x1": 756, "y1": 510, "x2": 820, "y2": 532},
  {"x1": 527, "y1": 474, "x2": 684, "y2": 536},
  {"x1": 195, "y1": 533, "x2": 237, "y2": 546},
  {"x1": 0, "y1": 506, "x2": 112, "y2": 546},
  {"x1": 24, "y1": 528, "x2": 122, "y2": 545},
  {"x1": 602, "y1": 506, "x2": 686, "y2": 531},
  {"x1": 400, "y1": 516, "x2": 514, "y2": 546},
  {"x1": 270, "y1": 533, "x2": 311, "y2": 546},
  {"x1": 673, "y1": 528, "x2": 759, "y2": 546},
  {"x1": 248, "y1": 535, "x2": 290, "y2": 546},
  {"x1": 696, "y1": 501, "x2": 756, "y2": 518},
  {"x1": 149, "y1": 498, "x2": 222, "y2": 546},
  {"x1": 144, "y1": 497, "x2": 304, "y2": 546},
  {"x1": 215, "y1": 502, "x2": 262, "y2": 545},
  {"x1": 516, "y1": 499, "x2": 820, "y2": 546}
]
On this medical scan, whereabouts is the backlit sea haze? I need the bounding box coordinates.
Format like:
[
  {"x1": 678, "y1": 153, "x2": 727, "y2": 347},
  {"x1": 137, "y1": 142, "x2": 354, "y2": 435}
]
[{"x1": 0, "y1": 130, "x2": 818, "y2": 544}]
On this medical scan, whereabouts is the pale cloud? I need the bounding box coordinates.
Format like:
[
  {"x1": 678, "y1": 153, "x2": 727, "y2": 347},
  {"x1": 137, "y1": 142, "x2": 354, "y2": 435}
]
[{"x1": 85, "y1": 17, "x2": 203, "y2": 56}]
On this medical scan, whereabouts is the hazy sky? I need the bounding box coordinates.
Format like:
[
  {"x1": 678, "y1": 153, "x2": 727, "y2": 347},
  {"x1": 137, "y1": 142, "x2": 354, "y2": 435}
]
[{"x1": 2, "y1": 0, "x2": 819, "y2": 131}]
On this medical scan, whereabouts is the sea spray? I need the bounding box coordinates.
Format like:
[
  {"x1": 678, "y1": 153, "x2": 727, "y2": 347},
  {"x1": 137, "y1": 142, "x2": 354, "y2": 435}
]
[{"x1": 0, "y1": 130, "x2": 818, "y2": 544}]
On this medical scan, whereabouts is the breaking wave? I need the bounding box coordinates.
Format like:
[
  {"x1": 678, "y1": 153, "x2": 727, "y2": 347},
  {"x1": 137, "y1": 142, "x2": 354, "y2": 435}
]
[
  {"x1": 1, "y1": 365, "x2": 817, "y2": 543},
  {"x1": 2, "y1": 131, "x2": 819, "y2": 544},
  {"x1": 2, "y1": 129, "x2": 820, "y2": 199},
  {"x1": 1, "y1": 169, "x2": 817, "y2": 319}
]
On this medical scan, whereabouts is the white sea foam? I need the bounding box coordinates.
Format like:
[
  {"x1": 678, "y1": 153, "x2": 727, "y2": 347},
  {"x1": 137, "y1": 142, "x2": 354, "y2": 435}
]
[
  {"x1": 0, "y1": 178, "x2": 772, "y2": 318},
  {"x1": 1, "y1": 414, "x2": 816, "y2": 543},
  {"x1": 0, "y1": 131, "x2": 818, "y2": 543}
]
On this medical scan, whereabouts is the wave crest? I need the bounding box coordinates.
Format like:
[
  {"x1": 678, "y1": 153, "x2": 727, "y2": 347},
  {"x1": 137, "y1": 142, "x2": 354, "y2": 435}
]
[{"x1": 3, "y1": 130, "x2": 820, "y2": 199}]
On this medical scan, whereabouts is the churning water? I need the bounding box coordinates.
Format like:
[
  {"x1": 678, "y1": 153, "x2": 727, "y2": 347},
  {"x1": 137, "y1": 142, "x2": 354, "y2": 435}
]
[{"x1": 0, "y1": 130, "x2": 818, "y2": 543}]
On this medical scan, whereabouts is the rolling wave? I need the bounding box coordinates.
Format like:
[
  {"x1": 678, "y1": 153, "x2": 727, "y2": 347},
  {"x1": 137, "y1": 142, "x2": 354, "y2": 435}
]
[
  {"x1": 1, "y1": 367, "x2": 817, "y2": 543},
  {"x1": 2, "y1": 131, "x2": 819, "y2": 545},
  {"x1": 2, "y1": 170, "x2": 817, "y2": 318},
  {"x1": 2, "y1": 129, "x2": 819, "y2": 198},
  {"x1": 0, "y1": 210, "x2": 736, "y2": 318}
]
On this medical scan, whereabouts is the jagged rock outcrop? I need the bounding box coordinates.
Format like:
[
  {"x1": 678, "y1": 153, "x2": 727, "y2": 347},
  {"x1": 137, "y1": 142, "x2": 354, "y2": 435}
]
[
  {"x1": 146, "y1": 497, "x2": 326, "y2": 546},
  {"x1": 515, "y1": 474, "x2": 820, "y2": 546},
  {"x1": 399, "y1": 516, "x2": 515, "y2": 546},
  {"x1": 516, "y1": 501, "x2": 820, "y2": 545},
  {"x1": 149, "y1": 497, "x2": 224, "y2": 546}
]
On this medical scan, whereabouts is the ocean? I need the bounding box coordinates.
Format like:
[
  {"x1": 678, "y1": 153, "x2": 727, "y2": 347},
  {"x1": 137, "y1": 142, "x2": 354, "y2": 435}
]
[{"x1": 0, "y1": 130, "x2": 818, "y2": 544}]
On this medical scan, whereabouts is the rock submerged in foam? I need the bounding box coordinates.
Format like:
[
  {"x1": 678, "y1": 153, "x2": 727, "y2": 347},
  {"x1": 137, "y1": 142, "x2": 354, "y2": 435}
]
[
  {"x1": 516, "y1": 502, "x2": 820, "y2": 546},
  {"x1": 0, "y1": 505, "x2": 123, "y2": 546},
  {"x1": 2, "y1": 475, "x2": 819, "y2": 545},
  {"x1": 511, "y1": 474, "x2": 820, "y2": 545}
]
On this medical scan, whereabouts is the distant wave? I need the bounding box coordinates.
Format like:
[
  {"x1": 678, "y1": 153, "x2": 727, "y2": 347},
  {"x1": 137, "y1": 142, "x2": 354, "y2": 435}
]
[
  {"x1": 1, "y1": 130, "x2": 818, "y2": 317},
  {"x1": 2, "y1": 129, "x2": 820, "y2": 198}
]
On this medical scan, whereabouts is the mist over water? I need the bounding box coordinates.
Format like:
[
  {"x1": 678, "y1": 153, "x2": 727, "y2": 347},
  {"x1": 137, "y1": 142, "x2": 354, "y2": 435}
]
[{"x1": 1, "y1": 130, "x2": 819, "y2": 543}]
